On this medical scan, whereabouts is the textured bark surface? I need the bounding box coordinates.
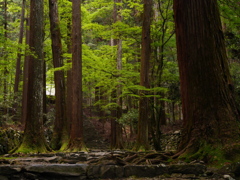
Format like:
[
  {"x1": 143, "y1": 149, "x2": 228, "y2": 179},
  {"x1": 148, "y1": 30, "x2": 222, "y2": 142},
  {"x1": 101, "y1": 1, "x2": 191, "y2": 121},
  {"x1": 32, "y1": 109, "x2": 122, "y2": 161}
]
[
  {"x1": 67, "y1": 0, "x2": 85, "y2": 151},
  {"x1": 66, "y1": 19, "x2": 72, "y2": 149},
  {"x1": 49, "y1": 0, "x2": 69, "y2": 150},
  {"x1": 136, "y1": 0, "x2": 152, "y2": 151},
  {"x1": 17, "y1": 0, "x2": 48, "y2": 153},
  {"x1": 110, "y1": 0, "x2": 124, "y2": 149},
  {"x1": 173, "y1": 0, "x2": 240, "y2": 161}
]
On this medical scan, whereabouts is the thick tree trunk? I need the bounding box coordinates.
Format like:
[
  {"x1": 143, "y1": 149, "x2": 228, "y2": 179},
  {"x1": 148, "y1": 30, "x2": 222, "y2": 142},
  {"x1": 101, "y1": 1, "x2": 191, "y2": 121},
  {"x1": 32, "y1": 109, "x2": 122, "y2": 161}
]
[
  {"x1": 110, "y1": 0, "x2": 124, "y2": 149},
  {"x1": 16, "y1": 0, "x2": 49, "y2": 153},
  {"x1": 66, "y1": 19, "x2": 72, "y2": 143},
  {"x1": 174, "y1": 0, "x2": 240, "y2": 162},
  {"x1": 135, "y1": 0, "x2": 152, "y2": 151},
  {"x1": 67, "y1": 0, "x2": 86, "y2": 151},
  {"x1": 49, "y1": 0, "x2": 69, "y2": 150},
  {"x1": 43, "y1": 59, "x2": 47, "y2": 125}
]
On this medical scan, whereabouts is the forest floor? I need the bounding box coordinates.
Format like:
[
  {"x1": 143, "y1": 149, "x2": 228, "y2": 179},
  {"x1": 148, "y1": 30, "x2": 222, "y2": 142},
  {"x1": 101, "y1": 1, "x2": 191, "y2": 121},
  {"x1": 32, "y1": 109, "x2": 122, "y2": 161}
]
[
  {"x1": 82, "y1": 107, "x2": 182, "y2": 151},
  {"x1": 0, "y1": 108, "x2": 239, "y2": 179},
  {"x1": 83, "y1": 108, "x2": 111, "y2": 150}
]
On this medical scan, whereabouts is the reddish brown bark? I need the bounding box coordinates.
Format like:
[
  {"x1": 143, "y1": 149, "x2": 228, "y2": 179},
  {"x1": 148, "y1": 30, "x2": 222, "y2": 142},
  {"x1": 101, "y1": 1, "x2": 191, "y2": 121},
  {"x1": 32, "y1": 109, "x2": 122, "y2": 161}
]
[
  {"x1": 135, "y1": 0, "x2": 152, "y2": 151},
  {"x1": 173, "y1": 0, "x2": 240, "y2": 161},
  {"x1": 49, "y1": 0, "x2": 69, "y2": 150},
  {"x1": 110, "y1": 0, "x2": 124, "y2": 149},
  {"x1": 66, "y1": 19, "x2": 72, "y2": 141},
  {"x1": 16, "y1": 0, "x2": 48, "y2": 153},
  {"x1": 67, "y1": 0, "x2": 85, "y2": 151}
]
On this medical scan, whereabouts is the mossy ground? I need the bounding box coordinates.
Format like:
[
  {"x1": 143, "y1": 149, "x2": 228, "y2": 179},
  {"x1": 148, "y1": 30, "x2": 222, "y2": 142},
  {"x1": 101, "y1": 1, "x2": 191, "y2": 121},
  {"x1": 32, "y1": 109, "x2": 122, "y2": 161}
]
[
  {"x1": 13, "y1": 143, "x2": 49, "y2": 154},
  {"x1": 178, "y1": 142, "x2": 240, "y2": 167},
  {"x1": 133, "y1": 143, "x2": 151, "y2": 152},
  {"x1": 0, "y1": 156, "x2": 17, "y2": 160}
]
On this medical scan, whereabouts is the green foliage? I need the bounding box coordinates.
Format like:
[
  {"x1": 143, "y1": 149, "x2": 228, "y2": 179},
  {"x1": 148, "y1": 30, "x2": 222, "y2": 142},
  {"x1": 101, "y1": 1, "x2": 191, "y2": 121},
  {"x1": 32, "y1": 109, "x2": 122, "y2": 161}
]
[
  {"x1": 2, "y1": 0, "x2": 240, "y2": 154},
  {"x1": 219, "y1": 0, "x2": 240, "y2": 30},
  {"x1": 0, "y1": 0, "x2": 181, "y2": 129},
  {"x1": 118, "y1": 108, "x2": 138, "y2": 127}
]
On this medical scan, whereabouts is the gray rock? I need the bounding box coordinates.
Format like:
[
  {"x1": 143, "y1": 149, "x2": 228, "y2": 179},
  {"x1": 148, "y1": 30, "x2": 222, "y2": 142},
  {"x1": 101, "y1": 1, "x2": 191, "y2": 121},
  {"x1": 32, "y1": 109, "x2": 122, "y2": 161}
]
[
  {"x1": 169, "y1": 164, "x2": 206, "y2": 175},
  {"x1": 100, "y1": 165, "x2": 124, "y2": 179},
  {"x1": 87, "y1": 165, "x2": 124, "y2": 179},
  {"x1": 124, "y1": 165, "x2": 168, "y2": 178},
  {"x1": 23, "y1": 172, "x2": 39, "y2": 180},
  {"x1": 25, "y1": 164, "x2": 87, "y2": 177},
  {"x1": 9, "y1": 156, "x2": 62, "y2": 165},
  {"x1": 0, "y1": 165, "x2": 22, "y2": 175},
  {"x1": 87, "y1": 165, "x2": 101, "y2": 179},
  {"x1": 223, "y1": 174, "x2": 235, "y2": 180}
]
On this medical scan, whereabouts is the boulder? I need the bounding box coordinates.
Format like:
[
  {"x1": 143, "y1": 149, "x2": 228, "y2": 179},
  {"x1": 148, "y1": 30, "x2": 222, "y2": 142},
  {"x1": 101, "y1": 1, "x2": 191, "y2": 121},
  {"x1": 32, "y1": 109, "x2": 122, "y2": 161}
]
[
  {"x1": 169, "y1": 164, "x2": 207, "y2": 175},
  {"x1": 87, "y1": 165, "x2": 124, "y2": 179},
  {"x1": 25, "y1": 164, "x2": 87, "y2": 177},
  {"x1": 124, "y1": 165, "x2": 168, "y2": 178},
  {"x1": 0, "y1": 165, "x2": 22, "y2": 175}
]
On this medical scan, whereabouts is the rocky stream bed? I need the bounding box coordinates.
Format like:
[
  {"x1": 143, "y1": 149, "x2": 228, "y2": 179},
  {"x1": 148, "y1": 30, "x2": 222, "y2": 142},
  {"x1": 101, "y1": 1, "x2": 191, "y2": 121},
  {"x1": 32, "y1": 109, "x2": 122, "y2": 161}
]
[{"x1": 0, "y1": 150, "x2": 240, "y2": 180}]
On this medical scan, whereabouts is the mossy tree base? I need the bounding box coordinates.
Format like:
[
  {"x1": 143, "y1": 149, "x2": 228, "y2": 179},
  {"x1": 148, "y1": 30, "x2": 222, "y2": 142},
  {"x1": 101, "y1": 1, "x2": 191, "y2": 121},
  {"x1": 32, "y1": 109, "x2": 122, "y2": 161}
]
[
  {"x1": 12, "y1": 133, "x2": 50, "y2": 154},
  {"x1": 14, "y1": 143, "x2": 49, "y2": 154},
  {"x1": 173, "y1": 0, "x2": 240, "y2": 168},
  {"x1": 176, "y1": 141, "x2": 240, "y2": 166},
  {"x1": 64, "y1": 138, "x2": 88, "y2": 152},
  {"x1": 51, "y1": 132, "x2": 69, "y2": 151}
]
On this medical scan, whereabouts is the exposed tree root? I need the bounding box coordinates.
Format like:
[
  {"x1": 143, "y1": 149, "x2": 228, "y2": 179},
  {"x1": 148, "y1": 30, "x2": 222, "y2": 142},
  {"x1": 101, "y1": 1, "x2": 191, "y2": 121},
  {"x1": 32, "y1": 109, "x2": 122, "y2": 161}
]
[{"x1": 173, "y1": 141, "x2": 240, "y2": 166}]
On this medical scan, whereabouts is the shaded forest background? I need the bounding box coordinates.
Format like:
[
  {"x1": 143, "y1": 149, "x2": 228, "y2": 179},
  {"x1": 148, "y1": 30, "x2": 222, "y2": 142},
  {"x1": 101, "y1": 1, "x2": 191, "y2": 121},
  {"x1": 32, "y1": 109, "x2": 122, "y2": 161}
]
[{"x1": 0, "y1": 0, "x2": 240, "y2": 152}]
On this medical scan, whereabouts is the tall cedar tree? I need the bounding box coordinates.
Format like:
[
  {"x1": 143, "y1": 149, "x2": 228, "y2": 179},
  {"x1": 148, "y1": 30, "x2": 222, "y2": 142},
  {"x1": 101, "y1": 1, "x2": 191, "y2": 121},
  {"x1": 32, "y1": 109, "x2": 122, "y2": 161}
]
[
  {"x1": 16, "y1": 0, "x2": 49, "y2": 153},
  {"x1": 67, "y1": 0, "x2": 86, "y2": 151},
  {"x1": 49, "y1": 0, "x2": 69, "y2": 150},
  {"x1": 173, "y1": 0, "x2": 240, "y2": 162},
  {"x1": 111, "y1": 0, "x2": 124, "y2": 149},
  {"x1": 66, "y1": 20, "x2": 72, "y2": 141},
  {"x1": 135, "y1": 0, "x2": 152, "y2": 151}
]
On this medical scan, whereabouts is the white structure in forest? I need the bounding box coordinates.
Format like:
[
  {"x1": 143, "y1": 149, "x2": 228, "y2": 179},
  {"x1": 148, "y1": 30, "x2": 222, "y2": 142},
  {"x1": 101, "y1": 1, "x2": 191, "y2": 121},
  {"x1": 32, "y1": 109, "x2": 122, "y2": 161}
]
[{"x1": 46, "y1": 84, "x2": 55, "y2": 96}]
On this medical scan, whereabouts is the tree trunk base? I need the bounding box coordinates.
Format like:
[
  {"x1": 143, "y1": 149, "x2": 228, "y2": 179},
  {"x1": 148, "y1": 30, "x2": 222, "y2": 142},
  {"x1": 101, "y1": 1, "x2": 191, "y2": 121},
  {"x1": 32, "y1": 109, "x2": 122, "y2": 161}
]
[
  {"x1": 13, "y1": 139, "x2": 50, "y2": 154},
  {"x1": 51, "y1": 132, "x2": 69, "y2": 151},
  {"x1": 175, "y1": 141, "x2": 240, "y2": 166},
  {"x1": 65, "y1": 138, "x2": 87, "y2": 152}
]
